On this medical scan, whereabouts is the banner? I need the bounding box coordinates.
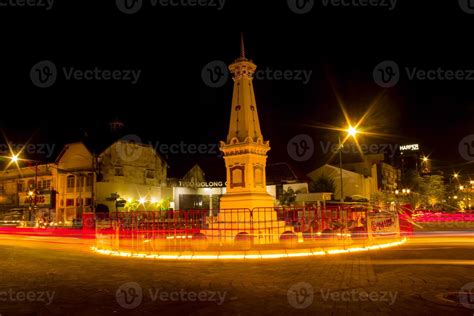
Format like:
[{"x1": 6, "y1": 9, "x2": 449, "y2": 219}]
[
  {"x1": 367, "y1": 212, "x2": 400, "y2": 239},
  {"x1": 18, "y1": 193, "x2": 51, "y2": 207}
]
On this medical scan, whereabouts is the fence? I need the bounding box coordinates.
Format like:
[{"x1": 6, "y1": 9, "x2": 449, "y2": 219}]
[{"x1": 95, "y1": 205, "x2": 402, "y2": 253}]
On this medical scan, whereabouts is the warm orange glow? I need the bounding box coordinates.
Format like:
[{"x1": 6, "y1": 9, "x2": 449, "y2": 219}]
[{"x1": 91, "y1": 239, "x2": 407, "y2": 260}]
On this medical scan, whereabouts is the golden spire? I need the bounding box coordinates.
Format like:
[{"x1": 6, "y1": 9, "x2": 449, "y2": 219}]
[
  {"x1": 240, "y1": 32, "x2": 246, "y2": 60},
  {"x1": 225, "y1": 34, "x2": 263, "y2": 144}
]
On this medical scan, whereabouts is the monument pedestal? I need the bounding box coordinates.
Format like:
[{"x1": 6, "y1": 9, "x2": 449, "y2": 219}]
[{"x1": 203, "y1": 193, "x2": 293, "y2": 245}]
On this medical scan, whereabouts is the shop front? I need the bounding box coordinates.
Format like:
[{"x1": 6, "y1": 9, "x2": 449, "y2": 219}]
[
  {"x1": 173, "y1": 181, "x2": 226, "y2": 211},
  {"x1": 18, "y1": 191, "x2": 55, "y2": 224}
]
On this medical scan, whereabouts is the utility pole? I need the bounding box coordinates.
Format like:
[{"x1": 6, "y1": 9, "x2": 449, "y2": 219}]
[{"x1": 339, "y1": 136, "x2": 344, "y2": 202}]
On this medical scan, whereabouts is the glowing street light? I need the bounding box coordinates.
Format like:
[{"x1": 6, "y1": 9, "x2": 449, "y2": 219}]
[
  {"x1": 459, "y1": 185, "x2": 464, "y2": 191},
  {"x1": 11, "y1": 154, "x2": 19, "y2": 163},
  {"x1": 338, "y1": 125, "x2": 360, "y2": 202},
  {"x1": 347, "y1": 126, "x2": 358, "y2": 137},
  {"x1": 422, "y1": 156, "x2": 428, "y2": 163},
  {"x1": 453, "y1": 173, "x2": 459, "y2": 179},
  {"x1": 139, "y1": 197, "x2": 146, "y2": 204}
]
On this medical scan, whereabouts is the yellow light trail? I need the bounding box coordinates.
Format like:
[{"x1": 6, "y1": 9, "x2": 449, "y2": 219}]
[{"x1": 91, "y1": 238, "x2": 407, "y2": 261}]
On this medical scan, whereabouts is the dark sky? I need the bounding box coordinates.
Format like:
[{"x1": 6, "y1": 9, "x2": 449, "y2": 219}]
[{"x1": 1, "y1": 1, "x2": 474, "y2": 179}]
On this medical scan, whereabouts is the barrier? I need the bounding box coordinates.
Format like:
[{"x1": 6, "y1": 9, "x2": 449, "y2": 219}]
[{"x1": 94, "y1": 205, "x2": 403, "y2": 254}]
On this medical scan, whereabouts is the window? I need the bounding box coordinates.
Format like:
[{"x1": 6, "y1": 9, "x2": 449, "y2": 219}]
[
  {"x1": 66, "y1": 199, "x2": 74, "y2": 207},
  {"x1": 86, "y1": 173, "x2": 93, "y2": 187},
  {"x1": 146, "y1": 170, "x2": 155, "y2": 179},
  {"x1": 27, "y1": 179, "x2": 35, "y2": 189},
  {"x1": 37, "y1": 181, "x2": 43, "y2": 190},
  {"x1": 43, "y1": 180, "x2": 51, "y2": 190},
  {"x1": 67, "y1": 176, "x2": 75, "y2": 188},
  {"x1": 115, "y1": 167, "x2": 124, "y2": 176},
  {"x1": 85, "y1": 198, "x2": 92, "y2": 206},
  {"x1": 17, "y1": 181, "x2": 24, "y2": 192},
  {"x1": 77, "y1": 176, "x2": 84, "y2": 188}
]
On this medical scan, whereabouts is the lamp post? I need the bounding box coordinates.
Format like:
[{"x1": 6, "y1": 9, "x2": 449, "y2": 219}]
[
  {"x1": 9, "y1": 154, "x2": 39, "y2": 222},
  {"x1": 338, "y1": 126, "x2": 358, "y2": 202},
  {"x1": 338, "y1": 136, "x2": 343, "y2": 202}
]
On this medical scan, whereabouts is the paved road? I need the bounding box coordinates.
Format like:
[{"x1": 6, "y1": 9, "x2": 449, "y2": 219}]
[{"x1": 0, "y1": 234, "x2": 473, "y2": 315}]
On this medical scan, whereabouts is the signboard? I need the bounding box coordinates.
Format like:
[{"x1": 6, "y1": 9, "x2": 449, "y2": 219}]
[
  {"x1": 19, "y1": 193, "x2": 51, "y2": 207},
  {"x1": 399, "y1": 144, "x2": 419, "y2": 152},
  {"x1": 178, "y1": 181, "x2": 226, "y2": 188},
  {"x1": 367, "y1": 212, "x2": 400, "y2": 239}
]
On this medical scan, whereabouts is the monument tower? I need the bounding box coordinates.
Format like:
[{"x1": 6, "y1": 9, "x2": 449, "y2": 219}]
[{"x1": 219, "y1": 34, "x2": 274, "y2": 210}]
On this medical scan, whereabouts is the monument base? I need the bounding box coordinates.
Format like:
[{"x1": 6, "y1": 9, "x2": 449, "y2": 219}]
[
  {"x1": 219, "y1": 192, "x2": 275, "y2": 211},
  {"x1": 202, "y1": 192, "x2": 294, "y2": 245}
]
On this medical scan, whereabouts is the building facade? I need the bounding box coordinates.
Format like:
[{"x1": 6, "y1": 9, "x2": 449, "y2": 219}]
[{"x1": 0, "y1": 139, "x2": 171, "y2": 224}]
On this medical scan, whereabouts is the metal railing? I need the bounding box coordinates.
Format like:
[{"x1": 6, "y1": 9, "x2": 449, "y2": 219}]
[{"x1": 94, "y1": 205, "x2": 402, "y2": 253}]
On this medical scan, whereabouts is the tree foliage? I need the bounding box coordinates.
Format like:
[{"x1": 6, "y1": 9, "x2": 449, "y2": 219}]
[{"x1": 309, "y1": 174, "x2": 336, "y2": 194}]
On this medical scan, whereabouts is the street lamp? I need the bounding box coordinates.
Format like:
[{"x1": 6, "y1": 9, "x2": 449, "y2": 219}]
[
  {"x1": 339, "y1": 125, "x2": 359, "y2": 202},
  {"x1": 11, "y1": 154, "x2": 19, "y2": 163}
]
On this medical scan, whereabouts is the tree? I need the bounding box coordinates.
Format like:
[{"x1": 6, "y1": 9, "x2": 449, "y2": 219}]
[
  {"x1": 399, "y1": 172, "x2": 447, "y2": 210},
  {"x1": 309, "y1": 174, "x2": 336, "y2": 194},
  {"x1": 420, "y1": 175, "x2": 446, "y2": 209},
  {"x1": 278, "y1": 187, "x2": 298, "y2": 206}
]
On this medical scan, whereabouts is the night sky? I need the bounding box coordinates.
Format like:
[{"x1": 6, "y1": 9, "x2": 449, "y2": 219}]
[{"x1": 1, "y1": 1, "x2": 474, "y2": 179}]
